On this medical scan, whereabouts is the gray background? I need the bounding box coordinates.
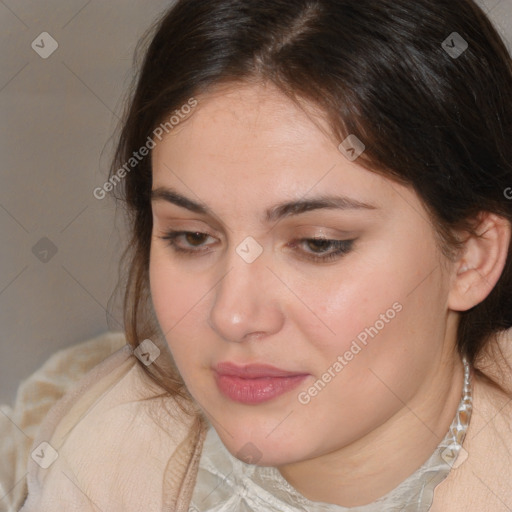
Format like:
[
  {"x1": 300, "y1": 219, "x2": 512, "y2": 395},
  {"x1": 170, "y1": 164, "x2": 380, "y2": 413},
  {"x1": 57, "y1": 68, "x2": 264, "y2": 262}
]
[
  {"x1": 1, "y1": 0, "x2": 511, "y2": 405},
  {"x1": 0, "y1": 0, "x2": 170, "y2": 405}
]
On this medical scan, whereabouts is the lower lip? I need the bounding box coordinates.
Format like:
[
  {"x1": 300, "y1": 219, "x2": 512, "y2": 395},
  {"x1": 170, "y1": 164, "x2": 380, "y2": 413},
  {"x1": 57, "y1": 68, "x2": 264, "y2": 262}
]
[{"x1": 214, "y1": 373, "x2": 309, "y2": 404}]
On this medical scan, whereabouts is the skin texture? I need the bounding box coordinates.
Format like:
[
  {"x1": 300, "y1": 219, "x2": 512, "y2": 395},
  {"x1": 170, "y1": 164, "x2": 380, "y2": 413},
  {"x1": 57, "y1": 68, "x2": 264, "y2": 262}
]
[{"x1": 149, "y1": 81, "x2": 510, "y2": 507}]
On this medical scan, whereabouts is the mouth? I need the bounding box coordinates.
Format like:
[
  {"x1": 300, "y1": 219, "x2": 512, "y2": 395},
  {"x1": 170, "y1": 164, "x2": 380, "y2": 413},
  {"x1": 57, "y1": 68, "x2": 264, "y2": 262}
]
[{"x1": 213, "y1": 362, "x2": 310, "y2": 404}]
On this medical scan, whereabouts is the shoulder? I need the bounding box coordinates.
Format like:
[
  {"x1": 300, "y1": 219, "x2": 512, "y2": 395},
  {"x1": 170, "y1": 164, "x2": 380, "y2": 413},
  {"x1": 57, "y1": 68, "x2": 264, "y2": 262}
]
[
  {"x1": 20, "y1": 336, "x2": 200, "y2": 511},
  {"x1": 1, "y1": 331, "x2": 126, "y2": 512},
  {"x1": 432, "y1": 368, "x2": 512, "y2": 511}
]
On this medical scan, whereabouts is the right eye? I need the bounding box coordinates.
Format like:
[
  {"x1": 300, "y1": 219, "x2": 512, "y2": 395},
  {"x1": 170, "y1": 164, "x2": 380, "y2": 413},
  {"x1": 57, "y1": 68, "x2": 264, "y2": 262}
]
[{"x1": 158, "y1": 230, "x2": 216, "y2": 255}]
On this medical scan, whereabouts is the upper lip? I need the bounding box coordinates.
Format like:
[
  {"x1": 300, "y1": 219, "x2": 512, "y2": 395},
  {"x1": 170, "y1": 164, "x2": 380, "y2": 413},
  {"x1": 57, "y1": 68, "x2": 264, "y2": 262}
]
[{"x1": 214, "y1": 361, "x2": 308, "y2": 378}]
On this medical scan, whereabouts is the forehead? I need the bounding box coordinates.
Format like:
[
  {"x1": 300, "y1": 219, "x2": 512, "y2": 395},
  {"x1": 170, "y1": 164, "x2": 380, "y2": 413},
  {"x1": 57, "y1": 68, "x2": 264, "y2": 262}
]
[
  {"x1": 153, "y1": 83, "x2": 359, "y2": 182},
  {"x1": 150, "y1": 82, "x2": 420, "y2": 223},
  {"x1": 153, "y1": 81, "x2": 334, "y2": 163}
]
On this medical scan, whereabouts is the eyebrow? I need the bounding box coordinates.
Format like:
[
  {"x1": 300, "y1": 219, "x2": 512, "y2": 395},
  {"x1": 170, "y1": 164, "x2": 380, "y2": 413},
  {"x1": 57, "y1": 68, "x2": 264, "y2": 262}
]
[{"x1": 151, "y1": 186, "x2": 378, "y2": 224}]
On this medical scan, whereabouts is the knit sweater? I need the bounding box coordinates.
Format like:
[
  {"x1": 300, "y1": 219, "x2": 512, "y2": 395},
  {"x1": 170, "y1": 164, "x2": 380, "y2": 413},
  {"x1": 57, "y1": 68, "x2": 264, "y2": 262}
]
[{"x1": 15, "y1": 333, "x2": 512, "y2": 511}]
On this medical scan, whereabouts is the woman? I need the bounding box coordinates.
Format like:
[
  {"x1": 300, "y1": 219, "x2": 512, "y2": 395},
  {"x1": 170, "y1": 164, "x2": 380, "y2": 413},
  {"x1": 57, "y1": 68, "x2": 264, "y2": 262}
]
[{"x1": 19, "y1": 0, "x2": 512, "y2": 510}]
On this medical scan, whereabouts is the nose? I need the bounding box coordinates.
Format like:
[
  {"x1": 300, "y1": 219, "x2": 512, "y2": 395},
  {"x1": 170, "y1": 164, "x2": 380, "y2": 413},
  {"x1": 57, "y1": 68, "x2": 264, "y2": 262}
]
[{"x1": 207, "y1": 246, "x2": 284, "y2": 344}]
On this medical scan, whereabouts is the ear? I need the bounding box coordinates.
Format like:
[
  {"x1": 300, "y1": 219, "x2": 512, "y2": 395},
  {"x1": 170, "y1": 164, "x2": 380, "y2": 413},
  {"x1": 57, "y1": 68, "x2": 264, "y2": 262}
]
[{"x1": 448, "y1": 212, "x2": 511, "y2": 312}]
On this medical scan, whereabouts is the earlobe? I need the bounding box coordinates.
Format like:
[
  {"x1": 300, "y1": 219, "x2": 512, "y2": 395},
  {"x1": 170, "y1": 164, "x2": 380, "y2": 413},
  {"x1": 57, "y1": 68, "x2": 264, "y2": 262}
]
[{"x1": 448, "y1": 212, "x2": 511, "y2": 312}]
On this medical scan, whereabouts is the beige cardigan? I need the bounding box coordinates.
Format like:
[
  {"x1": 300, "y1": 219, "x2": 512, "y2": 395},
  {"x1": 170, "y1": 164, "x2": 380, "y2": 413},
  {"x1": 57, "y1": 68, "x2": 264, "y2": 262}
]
[{"x1": 6, "y1": 331, "x2": 512, "y2": 511}]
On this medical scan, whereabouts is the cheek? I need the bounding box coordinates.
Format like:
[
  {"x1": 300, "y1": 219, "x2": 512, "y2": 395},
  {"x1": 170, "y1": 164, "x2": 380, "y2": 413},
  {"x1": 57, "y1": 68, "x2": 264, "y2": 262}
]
[
  {"x1": 149, "y1": 248, "x2": 178, "y2": 331},
  {"x1": 148, "y1": 246, "x2": 212, "y2": 369},
  {"x1": 296, "y1": 261, "x2": 402, "y2": 354},
  {"x1": 149, "y1": 244, "x2": 200, "y2": 323},
  {"x1": 149, "y1": 248, "x2": 192, "y2": 342},
  {"x1": 300, "y1": 240, "x2": 442, "y2": 374}
]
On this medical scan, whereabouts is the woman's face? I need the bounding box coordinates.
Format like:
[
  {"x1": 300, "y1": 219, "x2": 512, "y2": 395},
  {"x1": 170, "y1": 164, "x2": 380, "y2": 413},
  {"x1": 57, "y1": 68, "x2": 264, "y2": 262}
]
[{"x1": 149, "y1": 82, "x2": 457, "y2": 467}]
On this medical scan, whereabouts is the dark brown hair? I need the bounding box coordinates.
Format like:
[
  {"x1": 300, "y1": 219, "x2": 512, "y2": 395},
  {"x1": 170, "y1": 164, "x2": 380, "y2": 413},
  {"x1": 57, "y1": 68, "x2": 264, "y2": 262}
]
[{"x1": 109, "y1": 0, "x2": 512, "y2": 403}]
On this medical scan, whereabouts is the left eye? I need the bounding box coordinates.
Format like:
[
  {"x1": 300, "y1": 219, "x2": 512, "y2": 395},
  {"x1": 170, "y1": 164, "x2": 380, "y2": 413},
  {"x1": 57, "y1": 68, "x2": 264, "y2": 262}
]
[
  {"x1": 289, "y1": 237, "x2": 354, "y2": 262},
  {"x1": 158, "y1": 231, "x2": 355, "y2": 263}
]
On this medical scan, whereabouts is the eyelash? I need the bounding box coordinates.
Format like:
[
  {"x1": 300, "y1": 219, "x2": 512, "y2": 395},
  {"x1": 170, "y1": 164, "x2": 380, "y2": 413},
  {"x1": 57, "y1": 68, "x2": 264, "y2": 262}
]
[{"x1": 158, "y1": 230, "x2": 354, "y2": 263}]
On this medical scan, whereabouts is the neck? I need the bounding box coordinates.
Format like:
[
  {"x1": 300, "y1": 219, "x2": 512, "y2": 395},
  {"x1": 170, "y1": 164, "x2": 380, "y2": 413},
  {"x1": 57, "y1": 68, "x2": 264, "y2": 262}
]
[{"x1": 277, "y1": 354, "x2": 465, "y2": 507}]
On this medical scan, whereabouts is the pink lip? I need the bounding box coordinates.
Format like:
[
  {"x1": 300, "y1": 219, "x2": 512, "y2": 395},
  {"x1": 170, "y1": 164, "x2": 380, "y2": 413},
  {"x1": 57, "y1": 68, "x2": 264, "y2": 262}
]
[
  {"x1": 213, "y1": 362, "x2": 309, "y2": 404},
  {"x1": 214, "y1": 361, "x2": 307, "y2": 378}
]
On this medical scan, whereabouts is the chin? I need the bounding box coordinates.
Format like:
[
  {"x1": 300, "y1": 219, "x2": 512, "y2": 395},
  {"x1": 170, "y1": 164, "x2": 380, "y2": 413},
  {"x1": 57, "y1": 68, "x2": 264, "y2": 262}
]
[{"x1": 212, "y1": 422, "x2": 309, "y2": 467}]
